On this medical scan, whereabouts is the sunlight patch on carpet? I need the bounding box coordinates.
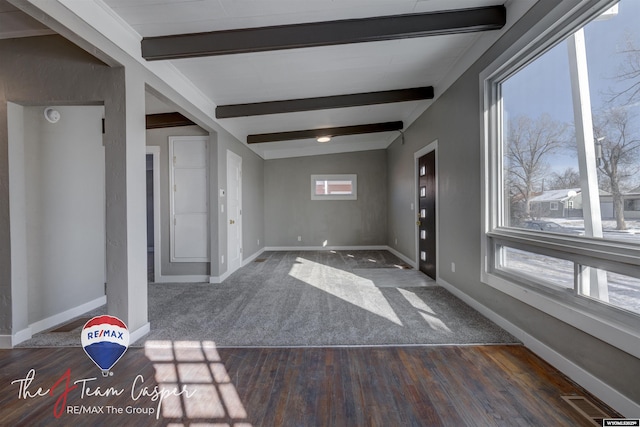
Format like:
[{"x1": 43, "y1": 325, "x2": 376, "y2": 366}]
[
  {"x1": 398, "y1": 288, "x2": 452, "y2": 333},
  {"x1": 289, "y1": 257, "x2": 403, "y2": 326}
]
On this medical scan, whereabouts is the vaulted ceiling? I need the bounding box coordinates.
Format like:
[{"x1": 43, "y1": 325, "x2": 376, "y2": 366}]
[{"x1": 3, "y1": 0, "x2": 515, "y2": 159}]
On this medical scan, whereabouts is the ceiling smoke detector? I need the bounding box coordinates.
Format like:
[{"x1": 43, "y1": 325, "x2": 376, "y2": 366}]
[{"x1": 44, "y1": 107, "x2": 60, "y2": 123}]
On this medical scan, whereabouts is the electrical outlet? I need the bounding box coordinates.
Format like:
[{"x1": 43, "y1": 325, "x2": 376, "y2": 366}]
[
  {"x1": 221, "y1": 255, "x2": 225, "y2": 264},
  {"x1": 395, "y1": 238, "x2": 398, "y2": 245},
  {"x1": 257, "y1": 239, "x2": 260, "y2": 246},
  {"x1": 297, "y1": 236, "x2": 302, "y2": 241},
  {"x1": 451, "y1": 262, "x2": 456, "y2": 273}
]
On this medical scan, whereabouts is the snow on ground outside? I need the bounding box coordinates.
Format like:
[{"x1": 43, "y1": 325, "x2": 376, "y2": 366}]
[
  {"x1": 554, "y1": 218, "x2": 640, "y2": 242},
  {"x1": 503, "y1": 218, "x2": 640, "y2": 314}
]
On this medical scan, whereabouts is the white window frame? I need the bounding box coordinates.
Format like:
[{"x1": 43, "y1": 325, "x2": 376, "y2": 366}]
[
  {"x1": 480, "y1": 0, "x2": 640, "y2": 359},
  {"x1": 311, "y1": 174, "x2": 357, "y2": 200}
]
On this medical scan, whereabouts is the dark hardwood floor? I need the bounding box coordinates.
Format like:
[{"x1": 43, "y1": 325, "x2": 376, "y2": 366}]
[{"x1": 0, "y1": 344, "x2": 618, "y2": 426}]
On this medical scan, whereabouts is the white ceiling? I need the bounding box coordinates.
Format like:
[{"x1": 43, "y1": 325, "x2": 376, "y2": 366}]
[
  {"x1": 4, "y1": 0, "x2": 512, "y2": 159},
  {"x1": 105, "y1": 0, "x2": 503, "y2": 36}
]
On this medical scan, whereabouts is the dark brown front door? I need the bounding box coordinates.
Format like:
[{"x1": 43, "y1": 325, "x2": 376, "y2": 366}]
[{"x1": 418, "y1": 151, "x2": 436, "y2": 279}]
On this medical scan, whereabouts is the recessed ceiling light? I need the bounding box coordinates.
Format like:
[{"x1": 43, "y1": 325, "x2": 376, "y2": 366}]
[{"x1": 316, "y1": 136, "x2": 331, "y2": 143}]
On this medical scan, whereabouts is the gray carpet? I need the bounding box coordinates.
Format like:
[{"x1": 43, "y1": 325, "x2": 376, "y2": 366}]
[{"x1": 18, "y1": 250, "x2": 519, "y2": 347}]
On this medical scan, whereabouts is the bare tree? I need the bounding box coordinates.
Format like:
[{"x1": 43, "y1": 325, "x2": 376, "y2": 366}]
[
  {"x1": 609, "y1": 33, "x2": 640, "y2": 105},
  {"x1": 505, "y1": 114, "x2": 568, "y2": 220},
  {"x1": 548, "y1": 167, "x2": 581, "y2": 190},
  {"x1": 593, "y1": 107, "x2": 640, "y2": 230}
]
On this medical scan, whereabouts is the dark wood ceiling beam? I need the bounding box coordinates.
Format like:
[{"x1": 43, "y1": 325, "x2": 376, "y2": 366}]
[
  {"x1": 216, "y1": 86, "x2": 434, "y2": 119},
  {"x1": 145, "y1": 112, "x2": 195, "y2": 129},
  {"x1": 247, "y1": 121, "x2": 403, "y2": 144},
  {"x1": 142, "y1": 6, "x2": 506, "y2": 60}
]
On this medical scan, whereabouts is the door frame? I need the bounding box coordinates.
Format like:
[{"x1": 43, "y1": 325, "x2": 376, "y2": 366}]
[
  {"x1": 146, "y1": 146, "x2": 161, "y2": 282},
  {"x1": 414, "y1": 140, "x2": 438, "y2": 278},
  {"x1": 226, "y1": 149, "x2": 243, "y2": 275}
]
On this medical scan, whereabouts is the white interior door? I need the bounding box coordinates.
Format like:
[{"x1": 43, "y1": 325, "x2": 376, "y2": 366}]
[
  {"x1": 169, "y1": 136, "x2": 208, "y2": 262},
  {"x1": 227, "y1": 150, "x2": 242, "y2": 273}
]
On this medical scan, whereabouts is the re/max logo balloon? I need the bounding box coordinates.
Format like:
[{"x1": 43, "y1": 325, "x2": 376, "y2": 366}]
[
  {"x1": 81, "y1": 315, "x2": 130, "y2": 376},
  {"x1": 85, "y1": 329, "x2": 125, "y2": 340}
]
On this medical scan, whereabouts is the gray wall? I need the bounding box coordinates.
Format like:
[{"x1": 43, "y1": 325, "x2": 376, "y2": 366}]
[
  {"x1": 146, "y1": 125, "x2": 209, "y2": 277},
  {"x1": 387, "y1": 0, "x2": 640, "y2": 405},
  {"x1": 21, "y1": 106, "x2": 106, "y2": 324},
  {"x1": 0, "y1": 35, "x2": 125, "y2": 336},
  {"x1": 265, "y1": 150, "x2": 387, "y2": 247}
]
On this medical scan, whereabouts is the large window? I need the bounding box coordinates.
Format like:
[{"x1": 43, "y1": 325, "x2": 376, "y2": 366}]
[
  {"x1": 483, "y1": 0, "x2": 640, "y2": 354},
  {"x1": 501, "y1": 2, "x2": 640, "y2": 242}
]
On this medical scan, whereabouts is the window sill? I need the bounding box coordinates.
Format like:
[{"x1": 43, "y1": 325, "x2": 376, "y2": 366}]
[{"x1": 483, "y1": 232, "x2": 640, "y2": 359}]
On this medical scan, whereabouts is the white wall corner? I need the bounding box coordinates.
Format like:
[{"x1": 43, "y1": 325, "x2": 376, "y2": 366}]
[
  {"x1": 210, "y1": 247, "x2": 265, "y2": 284},
  {"x1": 242, "y1": 248, "x2": 266, "y2": 267},
  {"x1": 437, "y1": 277, "x2": 640, "y2": 417},
  {"x1": 386, "y1": 246, "x2": 417, "y2": 269},
  {"x1": 128, "y1": 322, "x2": 151, "y2": 345},
  {"x1": 0, "y1": 335, "x2": 13, "y2": 349},
  {"x1": 210, "y1": 269, "x2": 232, "y2": 284},
  {"x1": 12, "y1": 327, "x2": 33, "y2": 347},
  {"x1": 0, "y1": 327, "x2": 33, "y2": 349}
]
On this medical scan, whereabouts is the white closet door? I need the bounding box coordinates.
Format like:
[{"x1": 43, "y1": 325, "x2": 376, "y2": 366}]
[{"x1": 169, "y1": 136, "x2": 208, "y2": 262}]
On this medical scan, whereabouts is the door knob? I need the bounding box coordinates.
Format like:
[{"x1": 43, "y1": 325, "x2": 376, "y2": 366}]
[
  {"x1": 230, "y1": 219, "x2": 234, "y2": 224},
  {"x1": 416, "y1": 221, "x2": 421, "y2": 226}
]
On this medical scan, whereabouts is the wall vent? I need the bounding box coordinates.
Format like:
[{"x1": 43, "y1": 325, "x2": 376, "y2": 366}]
[{"x1": 561, "y1": 395, "x2": 611, "y2": 426}]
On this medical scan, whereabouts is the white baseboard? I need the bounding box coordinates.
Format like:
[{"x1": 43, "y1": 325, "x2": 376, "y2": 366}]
[
  {"x1": 154, "y1": 274, "x2": 209, "y2": 283},
  {"x1": 209, "y1": 270, "x2": 232, "y2": 284},
  {"x1": 210, "y1": 253, "x2": 260, "y2": 284},
  {"x1": 2, "y1": 295, "x2": 107, "y2": 348},
  {"x1": 210, "y1": 248, "x2": 267, "y2": 284},
  {"x1": 263, "y1": 245, "x2": 417, "y2": 269},
  {"x1": 386, "y1": 246, "x2": 417, "y2": 268},
  {"x1": 2, "y1": 323, "x2": 151, "y2": 349},
  {"x1": 0, "y1": 335, "x2": 12, "y2": 349},
  {"x1": 263, "y1": 245, "x2": 388, "y2": 251},
  {"x1": 30, "y1": 295, "x2": 107, "y2": 336},
  {"x1": 243, "y1": 248, "x2": 266, "y2": 266},
  {"x1": 0, "y1": 329, "x2": 31, "y2": 349},
  {"x1": 13, "y1": 327, "x2": 32, "y2": 346},
  {"x1": 437, "y1": 277, "x2": 640, "y2": 417},
  {"x1": 129, "y1": 322, "x2": 150, "y2": 344}
]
